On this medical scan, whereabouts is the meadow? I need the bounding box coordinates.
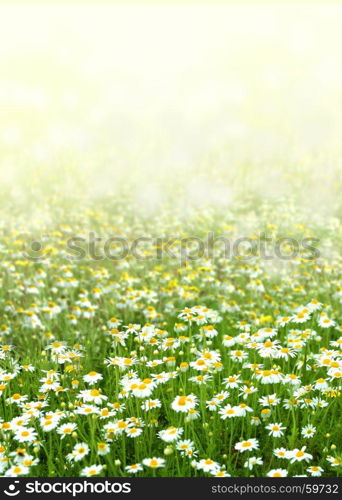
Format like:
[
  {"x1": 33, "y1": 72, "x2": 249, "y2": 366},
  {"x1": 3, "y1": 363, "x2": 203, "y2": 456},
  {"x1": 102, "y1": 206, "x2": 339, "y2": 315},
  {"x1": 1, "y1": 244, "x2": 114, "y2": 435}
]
[
  {"x1": 0, "y1": 1, "x2": 341, "y2": 478},
  {"x1": 0, "y1": 185, "x2": 341, "y2": 477}
]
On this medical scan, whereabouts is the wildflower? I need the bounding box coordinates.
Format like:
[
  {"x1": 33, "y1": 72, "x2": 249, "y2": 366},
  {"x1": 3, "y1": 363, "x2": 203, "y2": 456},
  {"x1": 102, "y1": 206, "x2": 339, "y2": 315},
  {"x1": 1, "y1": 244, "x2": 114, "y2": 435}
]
[
  {"x1": 259, "y1": 394, "x2": 280, "y2": 406},
  {"x1": 57, "y1": 423, "x2": 77, "y2": 439},
  {"x1": 223, "y1": 374, "x2": 241, "y2": 389},
  {"x1": 267, "y1": 469, "x2": 288, "y2": 477},
  {"x1": 212, "y1": 470, "x2": 231, "y2": 477},
  {"x1": 301, "y1": 425, "x2": 316, "y2": 438},
  {"x1": 14, "y1": 427, "x2": 37, "y2": 443},
  {"x1": 171, "y1": 394, "x2": 197, "y2": 412},
  {"x1": 67, "y1": 443, "x2": 90, "y2": 462},
  {"x1": 327, "y1": 456, "x2": 340, "y2": 467},
  {"x1": 274, "y1": 448, "x2": 290, "y2": 459},
  {"x1": 265, "y1": 422, "x2": 286, "y2": 438},
  {"x1": 158, "y1": 427, "x2": 183, "y2": 442},
  {"x1": 219, "y1": 404, "x2": 240, "y2": 419},
  {"x1": 197, "y1": 458, "x2": 220, "y2": 473},
  {"x1": 126, "y1": 463, "x2": 143, "y2": 473},
  {"x1": 77, "y1": 389, "x2": 108, "y2": 405},
  {"x1": 239, "y1": 385, "x2": 257, "y2": 399},
  {"x1": 126, "y1": 427, "x2": 143, "y2": 438},
  {"x1": 244, "y1": 456, "x2": 263, "y2": 470},
  {"x1": 289, "y1": 447, "x2": 313, "y2": 463},
  {"x1": 318, "y1": 317, "x2": 335, "y2": 328},
  {"x1": 83, "y1": 371, "x2": 103, "y2": 385},
  {"x1": 80, "y1": 464, "x2": 103, "y2": 477},
  {"x1": 5, "y1": 465, "x2": 29, "y2": 476},
  {"x1": 142, "y1": 457, "x2": 165, "y2": 469},
  {"x1": 141, "y1": 399, "x2": 162, "y2": 411},
  {"x1": 235, "y1": 439, "x2": 259, "y2": 453},
  {"x1": 176, "y1": 440, "x2": 195, "y2": 455},
  {"x1": 307, "y1": 466, "x2": 323, "y2": 476}
]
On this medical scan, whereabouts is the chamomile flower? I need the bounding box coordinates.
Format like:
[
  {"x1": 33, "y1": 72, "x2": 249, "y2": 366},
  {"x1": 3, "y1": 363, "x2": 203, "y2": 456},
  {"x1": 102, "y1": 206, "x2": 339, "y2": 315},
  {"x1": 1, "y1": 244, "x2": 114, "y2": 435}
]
[
  {"x1": 197, "y1": 458, "x2": 220, "y2": 473},
  {"x1": 223, "y1": 374, "x2": 241, "y2": 389},
  {"x1": 171, "y1": 394, "x2": 197, "y2": 412},
  {"x1": 289, "y1": 447, "x2": 313, "y2": 463},
  {"x1": 67, "y1": 443, "x2": 90, "y2": 462},
  {"x1": 83, "y1": 371, "x2": 103, "y2": 385},
  {"x1": 318, "y1": 316, "x2": 335, "y2": 328},
  {"x1": 274, "y1": 448, "x2": 290, "y2": 459},
  {"x1": 57, "y1": 423, "x2": 77, "y2": 439},
  {"x1": 267, "y1": 469, "x2": 288, "y2": 477},
  {"x1": 219, "y1": 404, "x2": 240, "y2": 419},
  {"x1": 126, "y1": 463, "x2": 143, "y2": 474},
  {"x1": 244, "y1": 456, "x2": 263, "y2": 470},
  {"x1": 77, "y1": 389, "x2": 108, "y2": 405},
  {"x1": 141, "y1": 399, "x2": 162, "y2": 411},
  {"x1": 301, "y1": 425, "x2": 316, "y2": 438},
  {"x1": 307, "y1": 466, "x2": 323, "y2": 476},
  {"x1": 13, "y1": 427, "x2": 37, "y2": 443},
  {"x1": 235, "y1": 439, "x2": 259, "y2": 453},
  {"x1": 326, "y1": 456, "x2": 340, "y2": 467},
  {"x1": 158, "y1": 426, "x2": 183, "y2": 442},
  {"x1": 80, "y1": 464, "x2": 103, "y2": 477},
  {"x1": 97, "y1": 442, "x2": 110, "y2": 455},
  {"x1": 5, "y1": 465, "x2": 29, "y2": 476},
  {"x1": 126, "y1": 427, "x2": 143, "y2": 438},
  {"x1": 142, "y1": 457, "x2": 165, "y2": 469},
  {"x1": 265, "y1": 422, "x2": 286, "y2": 438}
]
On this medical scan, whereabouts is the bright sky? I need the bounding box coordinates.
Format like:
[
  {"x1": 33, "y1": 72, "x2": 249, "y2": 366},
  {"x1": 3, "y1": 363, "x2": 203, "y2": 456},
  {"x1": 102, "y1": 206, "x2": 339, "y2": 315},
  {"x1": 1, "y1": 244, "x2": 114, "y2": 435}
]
[{"x1": 1, "y1": 2, "x2": 341, "y2": 209}]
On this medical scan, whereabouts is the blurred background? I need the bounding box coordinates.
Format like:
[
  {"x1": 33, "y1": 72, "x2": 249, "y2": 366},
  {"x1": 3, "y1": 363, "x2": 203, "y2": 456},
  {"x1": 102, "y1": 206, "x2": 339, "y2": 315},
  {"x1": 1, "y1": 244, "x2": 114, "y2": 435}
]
[{"x1": 1, "y1": 1, "x2": 342, "y2": 216}]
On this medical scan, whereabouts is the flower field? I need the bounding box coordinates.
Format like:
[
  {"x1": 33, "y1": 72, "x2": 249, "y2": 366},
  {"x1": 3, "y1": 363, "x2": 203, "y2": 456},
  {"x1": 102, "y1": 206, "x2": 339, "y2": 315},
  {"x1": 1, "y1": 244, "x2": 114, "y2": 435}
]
[{"x1": 0, "y1": 193, "x2": 341, "y2": 478}]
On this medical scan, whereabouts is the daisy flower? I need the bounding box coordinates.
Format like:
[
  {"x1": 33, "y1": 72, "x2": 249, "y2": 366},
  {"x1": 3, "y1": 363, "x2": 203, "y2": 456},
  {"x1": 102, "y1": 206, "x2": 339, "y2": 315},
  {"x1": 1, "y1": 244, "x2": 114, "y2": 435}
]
[
  {"x1": 223, "y1": 374, "x2": 241, "y2": 389},
  {"x1": 244, "y1": 457, "x2": 263, "y2": 470},
  {"x1": 327, "y1": 456, "x2": 340, "y2": 467},
  {"x1": 318, "y1": 316, "x2": 335, "y2": 328},
  {"x1": 259, "y1": 394, "x2": 280, "y2": 406},
  {"x1": 274, "y1": 448, "x2": 290, "y2": 459},
  {"x1": 289, "y1": 447, "x2": 313, "y2": 463},
  {"x1": 13, "y1": 427, "x2": 37, "y2": 443},
  {"x1": 5, "y1": 465, "x2": 29, "y2": 476},
  {"x1": 77, "y1": 389, "x2": 108, "y2": 405},
  {"x1": 97, "y1": 442, "x2": 110, "y2": 455},
  {"x1": 301, "y1": 425, "x2": 316, "y2": 438},
  {"x1": 126, "y1": 427, "x2": 143, "y2": 438},
  {"x1": 57, "y1": 423, "x2": 77, "y2": 439},
  {"x1": 265, "y1": 422, "x2": 286, "y2": 438},
  {"x1": 307, "y1": 466, "x2": 323, "y2": 476},
  {"x1": 141, "y1": 399, "x2": 162, "y2": 411},
  {"x1": 80, "y1": 464, "x2": 103, "y2": 477},
  {"x1": 212, "y1": 470, "x2": 231, "y2": 477},
  {"x1": 158, "y1": 426, "x2": 183, "y2": 442},
  {"x1": 142, "y1": 457, "x2": 165, "y2": 469},
  {"x1": 176, "y1": 439, "x2": 195, "y2": 454},
  {"x1": 126, "y1": 463, "x2": 143, "y2": 474},
  {"x1": 235, "y1": 439, "x2": 259, "y2": 453},
  {"x1": 171, "y1": 394, "x2": 197, "y2": 412},
  {"x1": 219, "y1": 404, "x2": 240, "y2": 419},
  {"x1": 83, "y1": 371, "x2": 103, "y2": 385},
  {"x1": 267, "y1": 469, "x2": 288, "y2": 477},
  {"x1": 239, "y1": 385, "x2": 257, "y2": 399},
  {"x1": 197, "y1": 458, "x2": 220, "y2": 473},
  {"x1": 67, "y1": 443, "x2": 90, "y2": 462}
]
